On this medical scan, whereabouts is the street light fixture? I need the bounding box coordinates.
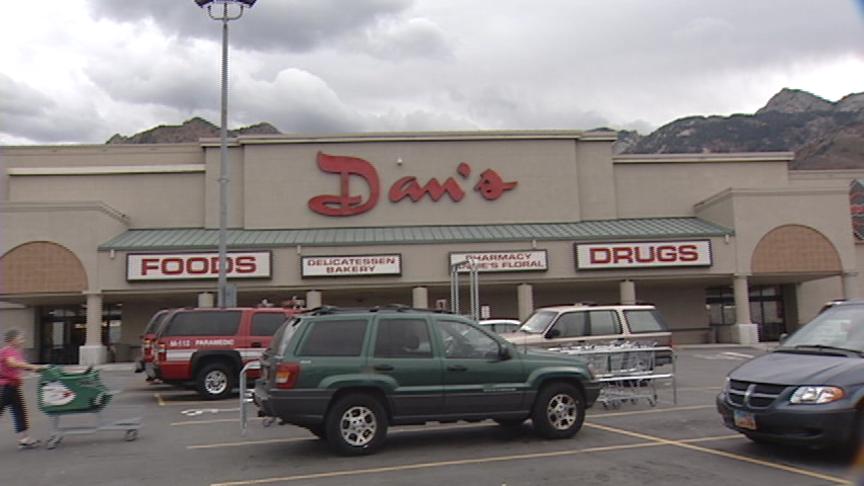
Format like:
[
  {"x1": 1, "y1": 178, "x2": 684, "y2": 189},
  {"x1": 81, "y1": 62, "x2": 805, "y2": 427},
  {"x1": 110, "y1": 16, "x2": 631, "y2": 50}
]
[{"x1": 194, "y1": 0, "x2": 256, "y2": 308}]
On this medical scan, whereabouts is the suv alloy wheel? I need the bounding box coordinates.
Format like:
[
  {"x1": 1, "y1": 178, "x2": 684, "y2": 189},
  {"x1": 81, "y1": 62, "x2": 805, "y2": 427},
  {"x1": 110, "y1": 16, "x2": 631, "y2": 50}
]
[
  {"x1": 531, "y1": 383, "x2": 585, "y2": 438},
  {"x1": 196, "y1": 362, "x2": 235, "y2": 400},
  {"x1": 325, "y1": 393, "x2": 389, "y2": 455}
]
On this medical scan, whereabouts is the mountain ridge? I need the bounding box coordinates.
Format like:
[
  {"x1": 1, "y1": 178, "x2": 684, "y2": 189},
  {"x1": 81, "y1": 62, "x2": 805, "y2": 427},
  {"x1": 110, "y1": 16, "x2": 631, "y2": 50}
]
[{"x1": 106, "y1": 89, "x2": 864, "y2": 170}]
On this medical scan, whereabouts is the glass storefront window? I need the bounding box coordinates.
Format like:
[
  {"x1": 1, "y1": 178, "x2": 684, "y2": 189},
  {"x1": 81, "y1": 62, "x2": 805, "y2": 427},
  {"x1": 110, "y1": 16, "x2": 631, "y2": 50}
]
[
  {"x1": 38, "y1": 304, "x2": 123, "y2": 364},
  {"x1": 705, "y1": 286, "x2": 786, "y2": 341}
]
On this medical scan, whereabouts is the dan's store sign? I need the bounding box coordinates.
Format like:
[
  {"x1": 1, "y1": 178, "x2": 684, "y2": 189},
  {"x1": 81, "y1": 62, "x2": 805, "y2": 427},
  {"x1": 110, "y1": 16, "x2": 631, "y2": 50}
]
[{"x1": 127, "y1": 252, "x2": 272, "y2": 281}]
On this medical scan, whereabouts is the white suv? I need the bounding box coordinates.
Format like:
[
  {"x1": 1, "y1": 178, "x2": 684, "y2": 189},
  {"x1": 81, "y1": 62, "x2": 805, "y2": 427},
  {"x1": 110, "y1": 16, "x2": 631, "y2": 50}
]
[{"x1": 502, "y1": 304, "x2": 672, "y2": 361}]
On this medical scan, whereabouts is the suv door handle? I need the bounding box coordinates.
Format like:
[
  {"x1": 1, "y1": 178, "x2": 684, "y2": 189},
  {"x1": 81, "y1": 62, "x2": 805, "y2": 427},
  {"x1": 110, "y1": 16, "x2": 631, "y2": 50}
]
[
  {"x1": 447, "y1": 365, "x2": 467, "y2": 372},
  {"x1": 374, "y1": 364, "x2": 394, "y2": 372},
  {"x1": 251, "y1": 342, "x2": 263, "y2": 348}
]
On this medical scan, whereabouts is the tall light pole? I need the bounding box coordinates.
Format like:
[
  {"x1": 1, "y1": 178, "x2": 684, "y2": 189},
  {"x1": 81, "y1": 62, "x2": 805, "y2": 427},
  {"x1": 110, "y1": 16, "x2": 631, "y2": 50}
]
[{"x1": 194, "y1": 0, "x2": 256, "y2": 308}]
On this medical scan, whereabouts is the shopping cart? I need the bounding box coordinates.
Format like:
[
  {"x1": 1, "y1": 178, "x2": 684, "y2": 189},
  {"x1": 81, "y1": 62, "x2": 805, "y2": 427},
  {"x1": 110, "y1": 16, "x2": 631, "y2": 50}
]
[
  {"x1": 37, "y1": 366, "x2": 142, "y2": 449},
  {"x1": 550, "y1": 342, "x2": 676, "y2": 408}
]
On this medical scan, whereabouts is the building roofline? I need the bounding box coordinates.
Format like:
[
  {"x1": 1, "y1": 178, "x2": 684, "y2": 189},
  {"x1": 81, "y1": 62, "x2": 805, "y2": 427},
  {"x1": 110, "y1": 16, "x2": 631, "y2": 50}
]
[
  {"x1": 614, "y1": 152, "x2": 795, "y2": 164},
  {"x1": 198, "y1": 129, "x2": 618, "y2": 146}
]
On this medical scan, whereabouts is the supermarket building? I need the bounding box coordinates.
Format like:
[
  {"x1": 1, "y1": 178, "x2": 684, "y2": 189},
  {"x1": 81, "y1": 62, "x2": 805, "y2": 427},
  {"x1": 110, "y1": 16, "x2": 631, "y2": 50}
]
[{"x1": 0, "y1": 130, "x2": 859, "y2": 364}]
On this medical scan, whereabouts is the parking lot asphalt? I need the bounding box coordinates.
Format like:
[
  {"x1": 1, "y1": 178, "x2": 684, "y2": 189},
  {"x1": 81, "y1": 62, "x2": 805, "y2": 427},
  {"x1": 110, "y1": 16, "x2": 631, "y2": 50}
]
[{"x1": 1, "y1": 347, "x2": 860, "y2": 486}]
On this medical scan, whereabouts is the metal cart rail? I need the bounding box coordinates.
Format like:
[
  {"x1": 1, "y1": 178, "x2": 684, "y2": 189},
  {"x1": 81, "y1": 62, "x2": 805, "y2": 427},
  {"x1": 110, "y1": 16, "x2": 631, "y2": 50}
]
[{"x1": 549, "y1": 344, "x2": 677, "y2": 408}]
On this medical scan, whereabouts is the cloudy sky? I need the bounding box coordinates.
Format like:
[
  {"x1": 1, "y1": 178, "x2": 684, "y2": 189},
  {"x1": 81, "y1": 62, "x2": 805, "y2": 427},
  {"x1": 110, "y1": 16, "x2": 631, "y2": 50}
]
[{"x1": 2, "y1": 0, "x2": 863, "y2": 145}]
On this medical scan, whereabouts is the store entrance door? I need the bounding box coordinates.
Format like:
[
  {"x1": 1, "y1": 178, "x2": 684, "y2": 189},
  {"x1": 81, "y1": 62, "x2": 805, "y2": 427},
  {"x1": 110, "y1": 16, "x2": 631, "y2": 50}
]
[
  {"x1": 706, "y1": 285, "x2": 788, "y2": 342},
  {"x1": 38, "y1": 307, "x2": 87, "y2": 364}
]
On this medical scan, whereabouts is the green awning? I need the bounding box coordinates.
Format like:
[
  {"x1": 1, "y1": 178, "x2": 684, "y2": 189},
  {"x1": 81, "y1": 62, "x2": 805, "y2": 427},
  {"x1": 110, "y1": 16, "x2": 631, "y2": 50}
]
[{"x1": 99, "y1": 217, "x2": 734, "y2": 251}]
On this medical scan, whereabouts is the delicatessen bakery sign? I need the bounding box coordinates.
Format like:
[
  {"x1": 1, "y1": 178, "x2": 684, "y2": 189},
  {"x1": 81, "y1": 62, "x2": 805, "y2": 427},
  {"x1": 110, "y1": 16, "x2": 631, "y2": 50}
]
[{"x1": 302, "y1": 254, "x2": 402, "y2": 277}]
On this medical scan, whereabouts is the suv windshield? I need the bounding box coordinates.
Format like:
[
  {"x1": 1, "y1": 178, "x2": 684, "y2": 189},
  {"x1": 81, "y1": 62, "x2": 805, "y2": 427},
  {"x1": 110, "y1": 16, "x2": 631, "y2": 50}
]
[
  {"x1": 519, "y1": 310, "x2": 558, "y2": 334},
  {"x1": 781, "y1": 305, "x2": 864, "y2": 353}
]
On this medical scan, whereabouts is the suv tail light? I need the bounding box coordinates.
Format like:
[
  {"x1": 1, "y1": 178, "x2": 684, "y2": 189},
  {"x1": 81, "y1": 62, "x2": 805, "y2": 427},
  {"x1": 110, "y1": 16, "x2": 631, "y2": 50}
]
[
  {"x1": 156, "y1": 342, "x2": 167, "y2": 363},
  {"x1": 274, "y1": 362, "x2": 301, "y2": 389}
]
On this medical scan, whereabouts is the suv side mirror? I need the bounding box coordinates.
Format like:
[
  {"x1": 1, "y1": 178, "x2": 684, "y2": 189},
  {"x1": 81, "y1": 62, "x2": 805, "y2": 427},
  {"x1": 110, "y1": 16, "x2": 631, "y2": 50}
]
[
  {"x1": 546, "y1": 328, "x2": 561, "y2": 339},
  {"x1": 498, "y1": 345, "x2": 512, "y2": 361}
]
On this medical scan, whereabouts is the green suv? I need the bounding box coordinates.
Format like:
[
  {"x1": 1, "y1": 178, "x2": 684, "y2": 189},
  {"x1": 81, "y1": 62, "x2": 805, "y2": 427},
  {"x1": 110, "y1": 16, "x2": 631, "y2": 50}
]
[{"x1": 253, "y1": 306, "x2": 600, "y2": 455}]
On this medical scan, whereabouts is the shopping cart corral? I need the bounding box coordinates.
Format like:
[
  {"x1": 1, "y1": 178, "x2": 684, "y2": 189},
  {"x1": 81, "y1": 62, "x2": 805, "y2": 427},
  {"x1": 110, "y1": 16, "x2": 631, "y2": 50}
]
[
  {"x1": 37, "y1": 366, "x2": 143, "y2": 449},
  {"x1": 548, "y1": 344, "x2": 677, "y2": 408}
]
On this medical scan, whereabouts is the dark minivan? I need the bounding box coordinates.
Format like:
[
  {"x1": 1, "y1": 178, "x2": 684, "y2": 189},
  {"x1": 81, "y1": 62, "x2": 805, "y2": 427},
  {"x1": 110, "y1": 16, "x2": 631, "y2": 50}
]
[{"x1": 716, "y1": 300, "x2": 864, "y2": 449}]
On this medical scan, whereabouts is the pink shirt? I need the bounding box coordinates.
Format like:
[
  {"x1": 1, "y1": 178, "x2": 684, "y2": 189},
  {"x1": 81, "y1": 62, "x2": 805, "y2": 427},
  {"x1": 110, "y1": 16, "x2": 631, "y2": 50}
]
[{"x1": 0, "y1": 346, "x2": 23, "y2": 386}]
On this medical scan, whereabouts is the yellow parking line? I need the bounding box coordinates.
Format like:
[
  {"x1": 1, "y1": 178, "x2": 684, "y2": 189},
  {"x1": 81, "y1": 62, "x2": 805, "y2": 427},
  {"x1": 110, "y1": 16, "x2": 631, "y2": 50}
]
[
  {"x1": 585, "y1": 423, "x2": 850, "y2": 484},
  {"x1": 155, "y1": 393, "x2": 166, "y2": 406},
  {"x1": 209, "y1": 441, "x2": 663, "y2": 486},
  {"x1": 679, "y1": 434, "x2": 746, "y2": 444},
  {"x1": 589, "y1": 404, "x2": 713, "y2": 418}
]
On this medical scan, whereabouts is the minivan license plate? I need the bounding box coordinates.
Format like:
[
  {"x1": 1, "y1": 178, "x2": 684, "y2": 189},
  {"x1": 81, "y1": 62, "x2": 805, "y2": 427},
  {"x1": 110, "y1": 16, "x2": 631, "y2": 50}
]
[{"x1": 733, "y1": 410, "x2": 756, "y2": 430}]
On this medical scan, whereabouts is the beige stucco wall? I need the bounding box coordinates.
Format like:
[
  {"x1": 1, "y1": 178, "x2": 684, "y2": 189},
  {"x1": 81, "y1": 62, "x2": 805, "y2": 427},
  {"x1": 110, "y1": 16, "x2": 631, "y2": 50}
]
[
  {"x1": 0, "y1": 203, "x2": 129, "y2": 295},
  {"x1": 239, "y1": 138, "x2": 587, "y2": 229},
  {"x1": 615, "y1": 155, "x2": 791, "y2": 218},
  {"x1": 696, "y1": 187, "x2": 856, "y2": 275},
  {"x1": 1, "y1": 133, "x2": 860, "y2": 349},
  {"x1": 8, "y1": 173, "x2": 204, "y2": 228}
]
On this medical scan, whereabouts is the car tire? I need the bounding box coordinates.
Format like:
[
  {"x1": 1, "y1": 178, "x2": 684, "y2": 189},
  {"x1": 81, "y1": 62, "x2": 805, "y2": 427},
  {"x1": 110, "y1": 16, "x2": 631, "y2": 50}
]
[
  {"x1": 494, "y1": 418, "x2": 526, "y2": 428},
  {"x1": 195, "y1": 362, "x2": 235, "y2": 400},
  {"x1": 531, "y1": 383, "x2": 585, "y2": 439},
  {"x1": 325, "y1": 393, "x2": 388, "y2": 455}
]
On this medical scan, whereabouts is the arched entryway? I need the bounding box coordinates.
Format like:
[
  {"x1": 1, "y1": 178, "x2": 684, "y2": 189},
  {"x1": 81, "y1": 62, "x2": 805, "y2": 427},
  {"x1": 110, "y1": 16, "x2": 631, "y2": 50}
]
[
  {"x1": 751, "y1": 224, "x2": 842, "y2": 275},
  {"x1": 0, "y1": 241, "x2": 88, "y2": 294},
  {"x1": 1, "y1": 241, "x2": 89, "y2": 363},
  {"x1": 748, "y1": 224, "x2": 843, "y2": 340}
]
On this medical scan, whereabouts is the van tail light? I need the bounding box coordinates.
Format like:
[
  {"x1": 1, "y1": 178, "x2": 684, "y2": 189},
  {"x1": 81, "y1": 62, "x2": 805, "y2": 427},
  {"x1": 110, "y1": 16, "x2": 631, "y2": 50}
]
[{"x1": 275, "y1": 362, "x2": 301, "y2": 389}]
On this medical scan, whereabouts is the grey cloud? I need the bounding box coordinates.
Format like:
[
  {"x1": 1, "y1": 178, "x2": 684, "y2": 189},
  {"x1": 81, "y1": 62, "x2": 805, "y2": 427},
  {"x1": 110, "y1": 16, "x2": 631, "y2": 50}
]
[
  {"x1": 86, "y1": 0, "x2": 416, "y2": 54},
  {"x1": 0, "y1": 74, "x2": 54, "y2": 117},
  {"x1": 359, "y1": 17, "x2": 453, "y2": 61},
  {"x1": 233, "y1": 68, "x2": 361, "y2": 133},
  {"x1": 0, "y1": 75, "x2": 105, "y2": 143},
  {"x1": 84, "y1": 50, "x2": 217, "y2": 112}
]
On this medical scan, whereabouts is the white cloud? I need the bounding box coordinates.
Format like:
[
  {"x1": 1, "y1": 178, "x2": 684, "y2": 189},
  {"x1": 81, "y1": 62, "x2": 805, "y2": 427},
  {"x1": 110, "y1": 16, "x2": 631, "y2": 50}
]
[{"x1": 1, "y1": 0, "x2": 863, "y2": 144}]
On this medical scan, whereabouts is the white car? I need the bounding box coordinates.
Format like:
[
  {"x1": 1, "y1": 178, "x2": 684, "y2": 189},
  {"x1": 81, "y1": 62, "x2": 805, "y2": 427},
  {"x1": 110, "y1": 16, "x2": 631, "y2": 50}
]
[
  {"x1": 478, "y1": 318, "x2": 522, "y2": 334},
  {"x1": 501, "y1": 303, "x2": 673, "y2": 363}
]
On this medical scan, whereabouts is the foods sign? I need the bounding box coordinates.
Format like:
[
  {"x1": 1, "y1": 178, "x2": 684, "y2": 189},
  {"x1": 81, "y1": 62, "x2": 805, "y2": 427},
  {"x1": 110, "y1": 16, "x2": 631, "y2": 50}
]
[
  {"x1": 302, "y1": 254, "x2": 402, "y2": 277},
  {"x1": 449, "y1": 250, "x2": 548, "y2": 273},
  {"x1": 575, "y1": 241, "x2": 712, "y2": 270},
  {"x1": 127, "y1": 252, "x2": 272, "y2": 281}
]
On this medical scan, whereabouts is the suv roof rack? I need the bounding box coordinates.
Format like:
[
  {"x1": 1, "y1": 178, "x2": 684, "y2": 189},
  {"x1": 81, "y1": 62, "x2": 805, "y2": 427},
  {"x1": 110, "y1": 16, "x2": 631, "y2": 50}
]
[{"x1": 302, "y1": 305, "x2": 456, "y2": 316}]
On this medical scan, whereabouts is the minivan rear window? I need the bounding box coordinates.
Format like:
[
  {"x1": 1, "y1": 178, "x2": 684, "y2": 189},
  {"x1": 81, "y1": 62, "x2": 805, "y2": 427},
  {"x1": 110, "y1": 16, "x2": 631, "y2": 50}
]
[
  {"x1": 624, "y1": 310, "x2": 668, "y2": 333},
  {"x1": 161, "y1": 311, "x2": 242, "y2": 337}
]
